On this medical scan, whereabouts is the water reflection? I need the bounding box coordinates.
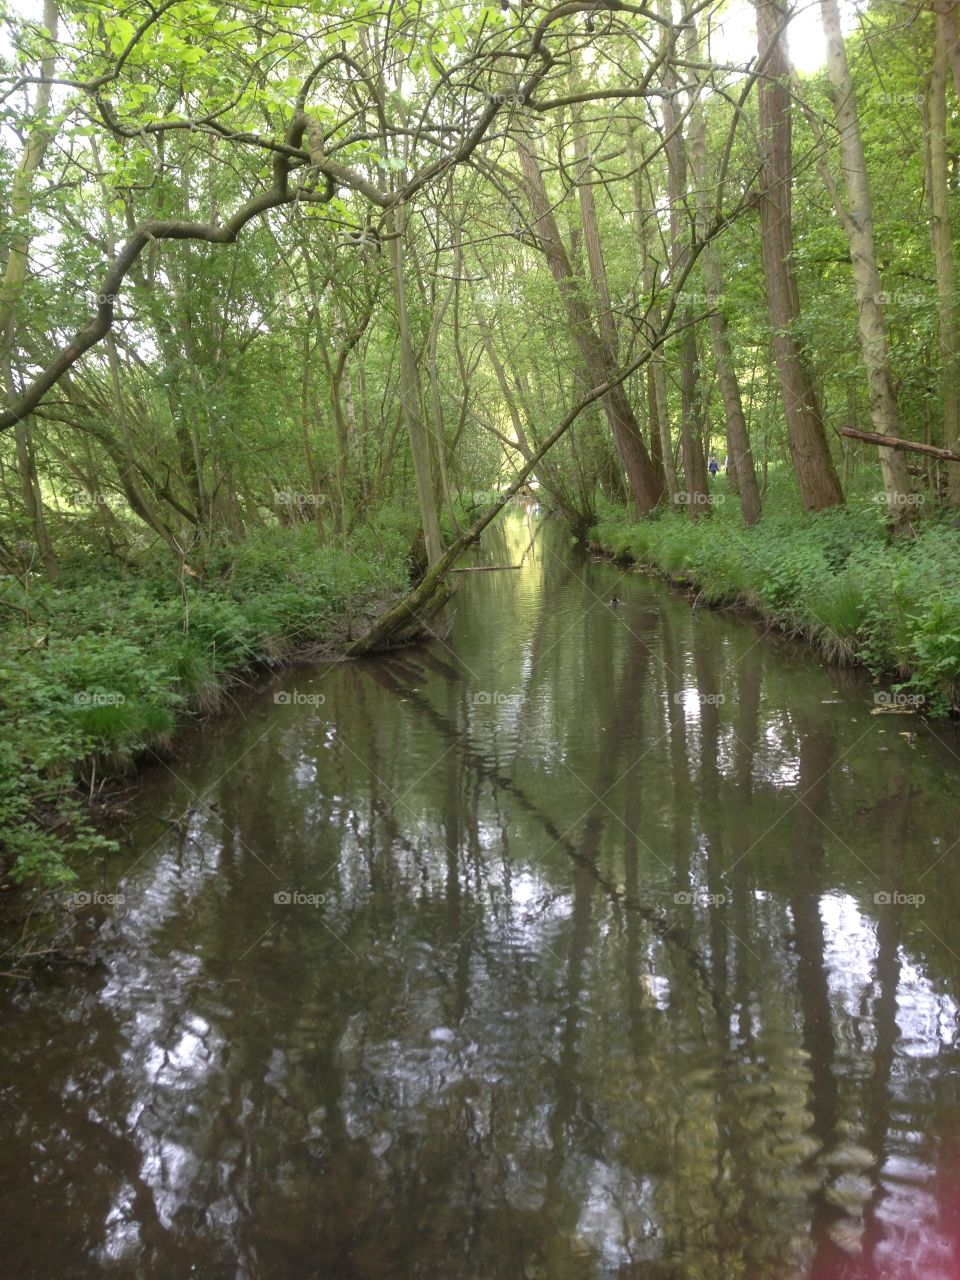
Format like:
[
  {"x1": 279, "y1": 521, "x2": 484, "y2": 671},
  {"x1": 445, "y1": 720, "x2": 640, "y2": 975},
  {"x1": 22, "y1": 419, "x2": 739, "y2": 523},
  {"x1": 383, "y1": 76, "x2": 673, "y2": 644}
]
[{"x1": 2, "y1": 509, "x2": 960, "y2": 1279}]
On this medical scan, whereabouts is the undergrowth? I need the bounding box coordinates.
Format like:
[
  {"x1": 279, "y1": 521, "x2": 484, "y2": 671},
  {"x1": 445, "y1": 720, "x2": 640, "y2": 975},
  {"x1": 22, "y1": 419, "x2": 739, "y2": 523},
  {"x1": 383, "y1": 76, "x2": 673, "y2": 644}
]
[
  {"x1": 0, "y1": 516, "x2": 412, "y2": 888},
  {"x1": 589, "y1": 474, "x2": 960, "y2": 714}
]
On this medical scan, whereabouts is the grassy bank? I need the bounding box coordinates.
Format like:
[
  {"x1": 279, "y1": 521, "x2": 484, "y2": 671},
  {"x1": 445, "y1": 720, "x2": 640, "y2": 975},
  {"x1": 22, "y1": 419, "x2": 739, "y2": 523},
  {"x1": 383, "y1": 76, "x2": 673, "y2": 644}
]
[
  {"x1": 0, "y1": 510, "x2": 416, "y2": 889},
  {"x1": 589, "y1": 477, "x2": 960, "y2": 714}
]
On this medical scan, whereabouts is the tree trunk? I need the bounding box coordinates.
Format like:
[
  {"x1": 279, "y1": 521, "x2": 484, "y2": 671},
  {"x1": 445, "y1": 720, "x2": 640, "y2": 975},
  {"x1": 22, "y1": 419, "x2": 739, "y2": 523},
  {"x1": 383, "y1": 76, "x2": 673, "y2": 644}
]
[
  {"x1": 0, "y1": 0, "x2": 60, "y2": 578},
  {"x1": 754, "y1": 0, "x2": 844, "y2": 511},
  {"x1": 928, "y1": 7, "x2": 960, "y2": 503},
  {"x1": 685, "y1": 51, "x2": 762, "y2": 524},
  {"x1": 387, "y1": 206, "x2": 444, "y2": 565},
  {"x1": 818, "y1": 0, "x2": 913, "y2": 511},
  {"x1": 573, "y1": 80, "x2": 618, "y2": 358},
  {"x1": 515, "y1": 132, "x2": 664, "y2": 515},
  {"x1": 660, "y1": 26, "x2": 709, "y2": 518}
]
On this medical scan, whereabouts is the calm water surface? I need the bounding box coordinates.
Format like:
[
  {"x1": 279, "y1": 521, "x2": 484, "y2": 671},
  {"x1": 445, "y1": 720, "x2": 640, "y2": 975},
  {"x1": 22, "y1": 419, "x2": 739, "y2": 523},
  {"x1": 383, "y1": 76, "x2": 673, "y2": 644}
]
[{"x1": 3, "y1": 507, "x2": 960, "y2": 1279}]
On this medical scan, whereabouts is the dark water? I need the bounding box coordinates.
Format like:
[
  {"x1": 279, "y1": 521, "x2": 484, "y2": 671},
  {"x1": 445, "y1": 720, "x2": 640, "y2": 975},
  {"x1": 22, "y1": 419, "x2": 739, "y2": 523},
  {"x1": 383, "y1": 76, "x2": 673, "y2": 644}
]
[{"x1": 3, "y1": 507, "x2": 960, "y2": 1279}]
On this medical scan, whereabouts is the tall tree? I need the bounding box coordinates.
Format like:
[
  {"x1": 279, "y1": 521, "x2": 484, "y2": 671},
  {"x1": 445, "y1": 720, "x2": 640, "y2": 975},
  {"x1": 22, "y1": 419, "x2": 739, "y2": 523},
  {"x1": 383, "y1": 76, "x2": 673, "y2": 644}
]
[
  {"x1": 684, "y1": 15, "x2": 761, "y2": 525},
  {"x1": 817, "y1": 0, "x2": 913, "y2": 511},
  {"x1": 927, "y1": 5, "x2": 960, "y2": 503},
  {"x1": 387, "y1": 206, "x2": 444, "y2": 566},
  {"x1": 753, "y1": 0, "x2": 844, "y2": 511},
  {"x1": 515, "y1": 130, "x2": 664, "y2": 516},
  {"x1": 0, "y1": 0, "x2": 61, "y2": 578},
  {"x1": 660, "y1": 12, "x2": 709, "y2": 517}
]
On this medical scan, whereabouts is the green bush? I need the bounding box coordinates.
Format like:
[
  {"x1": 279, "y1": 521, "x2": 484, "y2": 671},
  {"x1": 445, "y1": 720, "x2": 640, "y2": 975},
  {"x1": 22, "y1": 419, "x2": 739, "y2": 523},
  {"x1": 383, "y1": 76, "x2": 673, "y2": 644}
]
[
  {"x1": 0, "y1": 518, "x2": 411, "y2": 887},
  {"x1": 590, "y1": 491, "x2": 960, "y2": 711}
]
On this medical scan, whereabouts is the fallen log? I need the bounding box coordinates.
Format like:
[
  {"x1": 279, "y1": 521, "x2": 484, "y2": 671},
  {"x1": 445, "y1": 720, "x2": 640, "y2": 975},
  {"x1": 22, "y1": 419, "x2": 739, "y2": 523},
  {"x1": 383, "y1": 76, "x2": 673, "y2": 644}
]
[
  {"x1": 346, "y1": 243, "x2": 723, "y2": 656},
  {"x1": 841, "y1": 426, "x2": 960, "y2": 463},
  {"x1": 345, "y1": 351, "x2": 665, "y2": 656},
  {"x1": 449, "y1": 564, "x2": 522, "y2": 573}
]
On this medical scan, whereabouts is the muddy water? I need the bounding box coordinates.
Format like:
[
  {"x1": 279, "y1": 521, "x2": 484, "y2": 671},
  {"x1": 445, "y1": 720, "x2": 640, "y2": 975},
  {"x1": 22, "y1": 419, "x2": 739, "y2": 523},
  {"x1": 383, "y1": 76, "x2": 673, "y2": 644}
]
[{"x1": 2, "y1": 507, "x2": 960, "y2": 1279}]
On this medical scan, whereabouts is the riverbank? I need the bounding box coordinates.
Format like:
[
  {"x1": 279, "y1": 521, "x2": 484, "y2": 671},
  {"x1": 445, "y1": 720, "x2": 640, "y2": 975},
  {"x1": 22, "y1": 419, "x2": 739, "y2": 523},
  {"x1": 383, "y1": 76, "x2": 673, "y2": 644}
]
[
  {"x1": 588, "y1": 482, "x2": 960, "y2": 714},
  {"x1": 0, "y1": 514, "x2": 416, "y2": 893}
]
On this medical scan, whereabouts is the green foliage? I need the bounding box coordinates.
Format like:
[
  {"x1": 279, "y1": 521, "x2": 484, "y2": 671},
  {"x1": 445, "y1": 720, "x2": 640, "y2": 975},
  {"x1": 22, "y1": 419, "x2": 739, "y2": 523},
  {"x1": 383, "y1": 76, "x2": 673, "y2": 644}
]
[
  {"x1": 0, "y1": 520, "x2": 410, "y2": 888},
  {"x1": 591, "y1": 485, "x2": 960, "y2": 707}
]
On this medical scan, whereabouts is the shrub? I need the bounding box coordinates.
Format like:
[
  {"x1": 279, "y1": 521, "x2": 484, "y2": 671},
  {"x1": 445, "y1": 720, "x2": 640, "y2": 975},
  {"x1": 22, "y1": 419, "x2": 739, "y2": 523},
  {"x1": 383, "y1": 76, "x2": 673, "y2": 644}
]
[
  {"x1": 0, "y1": 517, "x2": 411, "y2": 887},
  {"x1": 589, "y1": 494, "x2": 960, "y2": 710}
]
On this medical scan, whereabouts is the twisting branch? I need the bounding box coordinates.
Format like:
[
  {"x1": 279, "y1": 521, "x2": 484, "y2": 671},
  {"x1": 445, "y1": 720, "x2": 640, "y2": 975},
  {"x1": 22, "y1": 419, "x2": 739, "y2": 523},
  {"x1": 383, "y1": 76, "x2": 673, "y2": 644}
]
[{"x1": 0, "y1": 176, "x2": 332, "y2": 430}]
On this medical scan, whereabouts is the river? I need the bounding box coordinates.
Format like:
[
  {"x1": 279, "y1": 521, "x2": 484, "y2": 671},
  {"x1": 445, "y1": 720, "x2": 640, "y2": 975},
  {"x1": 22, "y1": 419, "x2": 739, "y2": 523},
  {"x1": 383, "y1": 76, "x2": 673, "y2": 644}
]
[{"x1": 2, "y1": 506, "x2": 959, "y2": 1279}]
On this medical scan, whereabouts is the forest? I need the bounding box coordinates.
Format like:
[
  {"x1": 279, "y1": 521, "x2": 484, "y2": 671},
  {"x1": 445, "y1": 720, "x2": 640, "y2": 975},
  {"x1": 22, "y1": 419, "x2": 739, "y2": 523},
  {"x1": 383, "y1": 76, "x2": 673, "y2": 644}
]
[
  {"x1": 3, "y1": 0, "x2": 959, "y2": 889},
  {"x1": 4, "y1": 3, "x2": 960, "y2": 1277}
]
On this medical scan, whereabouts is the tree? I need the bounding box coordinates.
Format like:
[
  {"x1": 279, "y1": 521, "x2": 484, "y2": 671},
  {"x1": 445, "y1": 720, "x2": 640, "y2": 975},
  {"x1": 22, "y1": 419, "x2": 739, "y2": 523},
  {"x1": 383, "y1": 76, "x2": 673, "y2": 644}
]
[
  {"x1": 816, "y1": 0, "x2": 912, "y2": 511},
  {"x1": 753, "y1": 0, "x2": 844, "y2": 511}
]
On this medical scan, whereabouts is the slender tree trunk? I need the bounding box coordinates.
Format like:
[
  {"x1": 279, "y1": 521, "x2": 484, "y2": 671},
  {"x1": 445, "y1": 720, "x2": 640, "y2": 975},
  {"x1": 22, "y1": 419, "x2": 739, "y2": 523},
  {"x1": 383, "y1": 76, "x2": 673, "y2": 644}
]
[
  {"x1": 0, "y1": 0, "x2": 60, "y2": 578},
  {"x1": 628, "y1": 133, "x2": 676, "y2": 501},
  {"x1": 754, "y1": 0, "x2": 844, "y2": 511},
  {"x1": 642, "y1": 255, "x2": 677, "y2": 502},
  {"x1": 685, "y1": 51, "x2": 762, "y2": 524},
  {"x1": 937, "y1": 1, "x2": 960, "y2": 100},
  {"x1": 515, "y1": 132, "x2": 663, "y2": 515},
  {"x1": 572, "y1": 81, "x2": 618, "y2": 358},
  {"x1": 299, "y1": 332, "x2": 326, "y2": 539},
  {"x1": 387, "y1": 206, "x2": 444, "y2": 565},
  {"x1": 425, "y1": 266, "x2": 462, "y2": 536},
  {"x1": 818, "y1": 0, "x2": 912, "y2": 510},
  {"x1": 928, "y1": 8, "x2": 960, "y2": 503},
  {"x1": 660, "y1": 24, "x2": 709, "y2": 518},
  {"x1": 574, "y1": 94, "x2": 663, "y2": 499}
]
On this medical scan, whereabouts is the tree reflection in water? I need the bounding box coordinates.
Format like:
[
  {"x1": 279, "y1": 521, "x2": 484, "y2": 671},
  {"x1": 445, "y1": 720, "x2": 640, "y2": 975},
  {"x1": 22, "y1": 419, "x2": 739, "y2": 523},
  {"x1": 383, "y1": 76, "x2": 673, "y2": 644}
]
[{"x1": 1, "y1": 511, "x2": 959, "y2": 1280}]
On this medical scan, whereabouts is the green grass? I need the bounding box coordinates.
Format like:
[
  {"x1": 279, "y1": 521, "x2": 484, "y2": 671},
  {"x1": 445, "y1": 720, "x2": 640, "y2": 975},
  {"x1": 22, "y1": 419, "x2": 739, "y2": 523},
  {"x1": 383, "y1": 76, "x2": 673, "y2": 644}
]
[
  {"x1": 0, "y1": 516, "x2": 413, "y2": 888},
  {"x1": 589, "y1": 474, "x2": 960, "y2": 713}
]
